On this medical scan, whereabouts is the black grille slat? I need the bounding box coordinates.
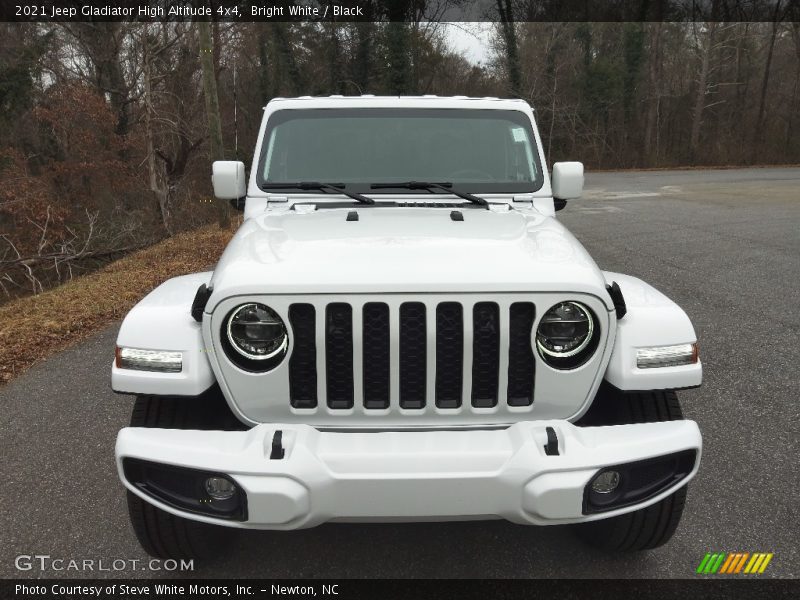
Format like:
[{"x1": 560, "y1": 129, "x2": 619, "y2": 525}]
[
  {"x1": 507, "y1": 302, "x2": 535, "y2": 406},
  {"x1": 288, "y1": 304, "x2": 317, "y2": 408},
  {"x1": 399, "y1": 302, "x2": 427, "y2": 409},
  {"x1": 435, "y1": 302, "x2": 463, "y2": 408},
  {"x1": 471, "y1": 302, "x2": 500, "y2": 407},
  {"x1": 362, "y1": 303, "x2": 390, "y2": 409},
  {"x1": 325, "y1": 303, "x2": 354, "y2": 409}
]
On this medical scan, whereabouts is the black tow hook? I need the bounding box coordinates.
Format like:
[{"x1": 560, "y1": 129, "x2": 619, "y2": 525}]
[
  {"x1": 270, "y1": 430, "x2": 285, "y2": 460},
  {"x1": 190, "y1": 284, "x2": 213, "y2": 322},
  {"x1": 606, "y1": 282, "x2": 627, "y2": 319},
  {"x1": 544, "y1": 426, "x2": 560, "y2": 456}
]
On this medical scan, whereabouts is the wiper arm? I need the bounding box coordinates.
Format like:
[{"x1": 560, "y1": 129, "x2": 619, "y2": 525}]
[
  {"x1": 370, "y1": 181, "x2": 488, "y2": 207},
  {"x1": 261, "y1": 181, "x2": 375, "y2": 205}
]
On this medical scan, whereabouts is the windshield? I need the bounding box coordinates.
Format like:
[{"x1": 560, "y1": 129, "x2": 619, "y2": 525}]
[{"x1": 258, "y1": 108, "x2": 544, "y2": 194}]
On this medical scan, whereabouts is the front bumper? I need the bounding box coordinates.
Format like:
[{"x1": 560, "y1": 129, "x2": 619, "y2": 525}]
[{"x1": 116, "y1": 420, "x2": 701, "y2": 529}]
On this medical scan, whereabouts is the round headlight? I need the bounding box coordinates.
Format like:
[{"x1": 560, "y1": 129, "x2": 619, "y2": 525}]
[
  {"x1": 226, "y1": 303, "x2": 288, "y2": 361},
  {"x1": 536, "y1": 301, "x2": 597, "y2": 368}
]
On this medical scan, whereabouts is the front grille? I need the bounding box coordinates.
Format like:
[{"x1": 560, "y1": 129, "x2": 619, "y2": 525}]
[
  {"x1": 399, "y1": 302, "x2": 427, "y2": 409},
  {"x1": 471, "y1": 302, "x2": 500, "y2": 408},
  {"x1": 287, "y1": 300, "x2": 538, "y2": 412},
  {"x1": 507, "y1": 302, "x2": 535, "y2": 406},
  {"x1": 362, "y1": 302, "x2": 390, "y2": 409},
  {"x1": 288, "y1": 303, "x2": 317, "y2": 408},
  {"x1": 325, "y1": 303, "x2": 354, "y2": 409},
  {"x1": 435, "y1": 302, "x2": 464, "y2": 408}
]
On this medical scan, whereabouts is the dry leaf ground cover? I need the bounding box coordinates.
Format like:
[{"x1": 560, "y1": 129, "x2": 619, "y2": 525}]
[{"x1": 0, "y1": 225, "x2": 233, "y2": 384}]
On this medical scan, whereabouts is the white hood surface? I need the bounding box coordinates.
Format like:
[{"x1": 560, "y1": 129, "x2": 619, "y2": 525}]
[{"x1": 208, "y1": 206, "x2": 612, "y2": 308}]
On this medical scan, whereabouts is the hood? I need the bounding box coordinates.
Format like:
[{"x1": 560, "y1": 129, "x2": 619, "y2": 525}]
[{"x1": 208, "y1": 206, "x2": 611, "y2": 307}]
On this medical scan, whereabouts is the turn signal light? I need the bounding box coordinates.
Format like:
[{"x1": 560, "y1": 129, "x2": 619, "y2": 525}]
[
  {"x1": 636, "y1": 343, "x2": 698, "y2": 369},
  {"x1": 115, "y1": 346, "x2": 183, "y2": 373}
]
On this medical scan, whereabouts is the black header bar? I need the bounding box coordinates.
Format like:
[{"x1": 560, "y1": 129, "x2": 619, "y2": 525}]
[
  {"x1": 3, "y1": 578, "x2": 799, "y2": 600},
  {"x1": 1, "y1": 0, "x2": 797, "y2": 23}
]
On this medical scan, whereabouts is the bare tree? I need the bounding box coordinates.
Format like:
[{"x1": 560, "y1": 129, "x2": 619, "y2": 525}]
[
  {"x1": 496, "y1": 0, "x2": 522, "y2": 97},
  {"x1": 60, "y1": 23, "x2": 133, "y2": 135},
  {"x1": 752, "y1": 3, "x2": 784, "y2": 161},
  {"x1": 690, "y1": 22, "x2": 717, "y2": 161},
  {"x1": 198, "y1": 21, "x2": 229, "y2": 228}
]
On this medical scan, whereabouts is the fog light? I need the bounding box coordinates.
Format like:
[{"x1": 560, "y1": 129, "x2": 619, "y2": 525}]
[
  {"x1": 591, "y1": 470, "x2": 620, "y2": 494},
  {"x1": 205, "y1": 477, "x2": 236, "y2": 500},
  {"x1": 583, "y1": 450, "x2": 697, "y2": 515}
]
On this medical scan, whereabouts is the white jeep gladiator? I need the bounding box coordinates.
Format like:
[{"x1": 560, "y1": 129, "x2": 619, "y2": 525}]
[{"x1": 112, "y1": 96, "x2": 702, "y2": 560}]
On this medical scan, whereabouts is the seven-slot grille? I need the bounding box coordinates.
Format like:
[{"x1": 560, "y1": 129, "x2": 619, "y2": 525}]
[{"x1": 288, "y1": 300, "x2": 536, "y2": 411}]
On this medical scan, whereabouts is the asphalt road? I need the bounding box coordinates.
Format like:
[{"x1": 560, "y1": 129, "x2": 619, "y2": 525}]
[{"x1": 1, "y1": 168, "x2": 798, "y2": 579}]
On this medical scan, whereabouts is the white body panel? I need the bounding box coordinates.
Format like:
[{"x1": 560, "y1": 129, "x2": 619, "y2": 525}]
[
  {"x1": 113, "y1": 97, "x2": 703, "y2": 529},
  {"x1": 551, "y1": 161, "x2": 585, "y2": 199},
  {"x1": 603, "y1": 272, "x2": 702, "y2": 390},
  {"x1": 112, "y1": 272, "x2": 215, "y2": 397},
  {"x1": 117, "y1": 419, "x2": 701, "y2": 529},
  {"x1": 212, "y1": 160, "x2": 246, "y2": 200},
  {"x1": 207, "y1": 206, "x2": 612, "y2": 299}
]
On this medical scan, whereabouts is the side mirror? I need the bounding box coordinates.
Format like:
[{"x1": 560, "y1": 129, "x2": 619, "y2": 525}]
[
  {"x1": 551, "y1": 162, "x2": 584, "y2": 209},
  {"x1": 212, "y1": 161, "x2": 246, "y2": 201}
]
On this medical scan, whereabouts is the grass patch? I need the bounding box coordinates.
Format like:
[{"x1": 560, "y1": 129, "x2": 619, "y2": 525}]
[{"x1": 0, "y1": 225, "x2": 233, "y2": 384}]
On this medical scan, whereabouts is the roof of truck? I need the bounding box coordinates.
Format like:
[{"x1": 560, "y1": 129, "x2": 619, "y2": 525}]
[{"x1": 264, "y1": 95, "x2": 532, "y2": 111}]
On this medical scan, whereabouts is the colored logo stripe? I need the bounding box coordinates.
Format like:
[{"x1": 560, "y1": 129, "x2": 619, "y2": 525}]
[
  {"x1": 696, "y1": 553, "x2": 712, "y2": 573},
  {"x1": 696, "y1": 553, "x2": 726, "y2": 574},
  {"x1": 734, "y1": 553, "x2": 750, "y2": 573},
  {"x1": 697, "y1": 552, "x2": 773, "y2": 574},
  {"x1": 719, "y1": 553, "x2": 736, "y2": 574}
]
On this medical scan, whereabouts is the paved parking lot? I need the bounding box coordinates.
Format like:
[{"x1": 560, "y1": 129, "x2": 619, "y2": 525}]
[{"x1": 1, "y1": 168, "x2": 798, "y2": 578}]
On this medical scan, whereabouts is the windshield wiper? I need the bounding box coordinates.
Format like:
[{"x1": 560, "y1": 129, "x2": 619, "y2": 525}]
[
  {"x1": 370, "y1": 181, "x2": 488, "y2": 207},
  {"x1": 261, "y1": 181, "x2": 375, "y2": 205}
]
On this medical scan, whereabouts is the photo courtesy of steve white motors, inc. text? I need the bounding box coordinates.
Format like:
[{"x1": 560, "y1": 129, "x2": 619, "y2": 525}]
[{"x1": 14, "y1": 583, "x2": 338, "y2": 597}]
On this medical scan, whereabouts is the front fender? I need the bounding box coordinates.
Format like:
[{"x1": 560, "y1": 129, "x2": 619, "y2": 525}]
[
  {"x1": 602, "y1": 272, "x2": 702, "y2": 391},
  {"x1": 111, "y1": 272, "x2": 215, "y2": 396}
]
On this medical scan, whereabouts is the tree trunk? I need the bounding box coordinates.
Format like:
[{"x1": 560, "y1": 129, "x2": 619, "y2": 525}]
[
  {"x1": 257, "y1": 25, "x2": 272, "y2": 102},
  {"x1": 733, "y1": 24, "x2": 750, "y2": 130},
  {"x1": 690, "y1": 22, "x2": 716, "y2": 163},
  {"x1": 786, "y1": 61, "x2": 800, "y2": 153},
  {"x1": 142, "y1": 32, "x2": 170, "y2": 233},
  {"x1": 787, "y1": 23, "x2": 800, "y2": 153},
  {"x1": 328, "y1": 23, "x2": 343, "y2": 94},
  {"x1": 386, "y1": 22, "x2": 411, "y2": 95},
  {"x1": 274, "y1": 23, "x2": 303, "y2": 95},
  {"x1": 353, "y1": 22, "x2": 373, "y2": 92},
  {"x1": 752, "y1": 18, "x2": 781, "y2": 162},
  {"x1": 644, "y1": 23, "x2": 663, "y2": 165},
  {"x1": 198, "y1": 21, "x2": 229, "y2": 228},
  {"x1": 66, "y1": 23, "x2": 131, "y2": 136},
  {"x1": 496, "y1": 0, "x2": 522, "y2": 97}
]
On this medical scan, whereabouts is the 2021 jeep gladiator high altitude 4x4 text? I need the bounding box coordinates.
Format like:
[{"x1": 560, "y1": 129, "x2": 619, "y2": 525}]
[{"x1": 112, "y1": 97, "x2": 702, "y2": 560}]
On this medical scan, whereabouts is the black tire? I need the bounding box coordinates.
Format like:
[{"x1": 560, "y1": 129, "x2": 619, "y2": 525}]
[
  {"x1": 575, "y1": 385, "x2": 689, "y2": 551},
  {"x1": 129, "y1": 385, "x2": 248, "y2": 431},
  {"x1": 575, "y1": 384, "x2": 683, "y2": 427},
  {"x1": 126, "y1": 391, "x2": 241, "y2": 560},
  {"x1": 127, "y1": 491, "x2": 237, "y2": 560}
]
